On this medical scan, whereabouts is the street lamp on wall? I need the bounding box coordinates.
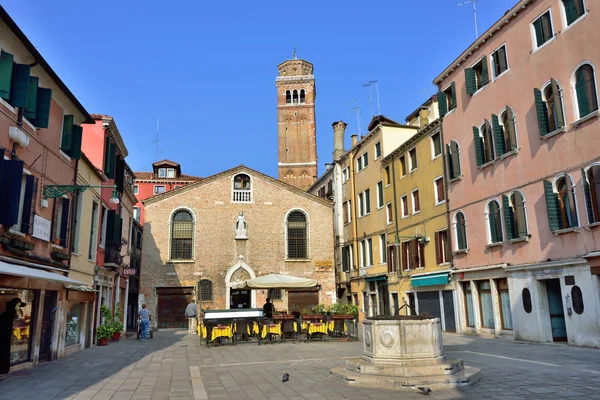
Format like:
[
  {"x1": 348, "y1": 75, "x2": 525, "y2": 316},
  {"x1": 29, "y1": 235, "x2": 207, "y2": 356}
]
[{"x1": 43, "y1": 184, "x2": 120, "y2": 204}]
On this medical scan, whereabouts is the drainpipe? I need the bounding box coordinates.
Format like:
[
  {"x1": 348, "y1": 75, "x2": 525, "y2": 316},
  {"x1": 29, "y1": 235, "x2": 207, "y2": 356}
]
[
  {"x1": 390, "y1": 157, "x2": 400, "y2": 252},
  {"x1": 439, "y1": 121, "x2": 454, "y2": 269},
  {"x1": 68, "y1": 158, "x2": 80, "y2": 269}
]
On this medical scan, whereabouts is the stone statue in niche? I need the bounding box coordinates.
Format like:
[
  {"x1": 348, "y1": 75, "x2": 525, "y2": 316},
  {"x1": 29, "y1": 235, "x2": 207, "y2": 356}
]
[{"x1": 235, "y1": 212, "x2": 247, "y2": 239}]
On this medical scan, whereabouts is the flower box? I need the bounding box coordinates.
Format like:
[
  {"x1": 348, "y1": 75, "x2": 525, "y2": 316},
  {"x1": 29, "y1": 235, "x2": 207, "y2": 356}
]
[
  {"x1": 51, "y1": 250, "x2": 71, "y2": 261},
  {"x1": 273, "y1": 314, "x2": 295, "y2": 320},
  {"x1": 332, "y1": 315, "x2": 355, "y2": 320},
  {"x1": 10, "y1": 238, "x2": 34, "y2": 251},
  {"x1": 301, "y1": 315, "x2": 322, "y2": 320}
]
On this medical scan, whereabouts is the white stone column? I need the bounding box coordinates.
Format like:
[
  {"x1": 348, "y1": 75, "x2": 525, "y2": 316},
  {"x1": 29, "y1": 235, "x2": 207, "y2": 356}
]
[
  {"x1": 32, "y1": 290, "x2": 45, "y2": 363},
  {"x1": 80, "y1": 302, "x2": 87, "y2": 350},
  {"x1": 470, "y1": 280, "x2": 481, "y2": 334},
  {"x1": 490, "y1": 278, "x2": 502, "y2": 337},
  {"x1": 123, "y1": 278, "x2": 129, "y2": 333},
  {"x1": 115, "y1": 275, "x2": 120, "y2": 312}
]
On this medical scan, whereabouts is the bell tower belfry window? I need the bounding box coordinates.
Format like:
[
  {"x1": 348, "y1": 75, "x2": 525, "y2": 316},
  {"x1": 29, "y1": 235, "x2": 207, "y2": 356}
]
[{"x1": 276, "y1": 53, "x2": 318, "y2": 191}]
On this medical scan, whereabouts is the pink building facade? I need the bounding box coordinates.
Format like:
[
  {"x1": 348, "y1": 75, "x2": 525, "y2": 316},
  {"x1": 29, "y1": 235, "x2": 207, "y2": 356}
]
[{"x1": 435, "y1": 0, "x2": 600, "y2": 347}]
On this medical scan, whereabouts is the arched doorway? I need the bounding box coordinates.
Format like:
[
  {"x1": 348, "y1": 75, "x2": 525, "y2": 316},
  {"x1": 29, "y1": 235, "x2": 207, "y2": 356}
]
[{"x1": 225, "y1": 258, "x2": 256, "y2": 309}]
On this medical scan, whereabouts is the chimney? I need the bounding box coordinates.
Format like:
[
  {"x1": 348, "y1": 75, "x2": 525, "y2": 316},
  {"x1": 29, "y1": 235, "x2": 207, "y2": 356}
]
[
  {"x1": 332, "y1": 121, "x2": 347, "y2": 160},
  {"x1": 325, "y1": 163, "x2": 331, "y2": 170},
  {"x1": 419, "y1": 108, "x2": 430, "y2": 128},
  {"x1": 351, "y1": 134, "x2": 358, "y2": 146}
]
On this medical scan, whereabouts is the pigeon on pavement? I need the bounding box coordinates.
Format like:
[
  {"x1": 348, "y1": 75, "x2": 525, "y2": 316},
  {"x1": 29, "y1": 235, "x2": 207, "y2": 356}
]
[
  {"x1": 417, "y1": 386, "x2": 432, "y2": 395},
  {"x1": 282, "y1": 373, "x2": 290, "y2": 383}
]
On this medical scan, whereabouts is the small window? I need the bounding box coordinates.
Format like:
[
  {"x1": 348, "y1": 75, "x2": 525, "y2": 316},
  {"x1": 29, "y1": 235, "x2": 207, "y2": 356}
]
[
  {"x1": 158, "y1": 168, "x2": 166, "y2": 178},
  {"x1": 386, "y1": 203, "x2": 393, "y2": 224},
  {"x1": 343, "y1": 200, "x2": 352, "y2": 224},
  {"x1": 573, "y1": 64, "x2": 599, "y2": 119},
  {"x1": 465, "y1": 57, "x2": 489, "y2": 95},
  {"x1": 454, "y1": 211, "x2": 468, "y2": 250},
  {"x1": 375, "y1": 142, "x2": 382, "y2": 159},
  {"x1": 300, "y1": 89, "x2": 306, "y2": 103},
  {"x1": 571, "y1": 285, "x2": 584, "y2": 314},
  {"x1": 292, "y1": 90, "x2": 299, "y2": 104},
  {"x1": 380, "y1": 234, "x2": 387, "y2": 264},
  {"x1": 409, "y1": 148, "x2": 417, "y2": 171},
  {"x1": 532, "y1": 10, "x2": 554, "y2": 48},
  {"x1": 154, "y1": 185, "x2": 165, "y2": 194},
  {"x1": 399, "y1": 155, "x2": 407, "y2": 177},
  {"x1": 412, "y1": 189, "x2": 420, "y2": 214},
  {"x1": 376, "y1": 181, "x2": 384, "y2": 208},
  {"x1": 167, "y1": 168, "x2": 175, "y2": 178},
  {"x1": 358, "y1": 189, "x2": 371, "y2": 217},
  {"x1": 133, "y1": 185, "x2": 139, "y2": 195},
  {"x1": 133, "y1": 207, "x2": 140, "y2": 222},
  {"x1": 199, "y1": 279, "x2": 213, "y2": 302},
  {"x1": 438, "y1": 83, "x2": 457, "y2": 116},
  {"x1": 431, "y1": 132, "x2": 442, "y2": 158},
  {"x1": 342, "y1": 167, "x2": 349, "y2": 183},
  {"x1": 446, "y1": 141, "x2": 461, "y2": 180},
  {"x1": 491, "y1": 45, "x2": 509, "y2": 78},
  {"x1": 522, "y1": 288, "x2": 532, "y2": 313},
  {"x1": 401, "y1": 195, "x2": 408, "y2": 218},
  {"x1": 562, "y1": 0, "x2": 586, "y2": 26},
  {"x1": 285, "y1": 90, "x2": 291, "y2": 104},
  {"x1": 271, "y1": 289, "x2": 283, "y2": 300},
  {"x1": 434, "y1": 177, "x2": 445, "y2": 204},
  {"x1": 435, "y1": 230, "x2": 449, "y2": 265}
]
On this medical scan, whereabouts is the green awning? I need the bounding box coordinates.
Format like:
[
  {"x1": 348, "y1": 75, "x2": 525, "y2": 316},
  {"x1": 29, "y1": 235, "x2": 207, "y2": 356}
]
[
  {"x1": 365, "y1": 275, "x2": 387, "y2": 282},
  {"x1": 411, "y1": 273, "x2": 449, "y2": 288}
]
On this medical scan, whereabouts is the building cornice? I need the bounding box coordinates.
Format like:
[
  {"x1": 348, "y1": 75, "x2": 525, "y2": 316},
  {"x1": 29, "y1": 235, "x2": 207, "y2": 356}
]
[
  {"x1": 381, "y1": 118, "x2": 442, "y2": 165},
  {"x1": 100, "y1": 116, "x2": 128, "y2": 158}
]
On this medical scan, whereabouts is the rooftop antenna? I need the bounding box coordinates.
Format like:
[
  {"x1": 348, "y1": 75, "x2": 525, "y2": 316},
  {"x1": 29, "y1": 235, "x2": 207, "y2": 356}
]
[
  {"x1": 292, "y1": 46, "x2": 297, "y2": 60},
  {"x1": 363, "y1": 80, "x2": 381, "y2": 117},
  {"x1": 151, "y1": 118, "x2": 163, "y2": 161},
  {"x1": 419, "y1": 88, "x2": 434, "y2": 97},
  {"x1": 346, "y1": 100, "x2": 362, "y2": 138},
  {"x1": 456, "y1": 0, "x2": 479, "y2": 39}
]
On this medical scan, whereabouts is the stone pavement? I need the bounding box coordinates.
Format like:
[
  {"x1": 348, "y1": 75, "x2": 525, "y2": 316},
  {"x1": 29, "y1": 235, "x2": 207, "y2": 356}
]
[{"x1": 1, "y1": 330, "x2": 600, "y2": 400}]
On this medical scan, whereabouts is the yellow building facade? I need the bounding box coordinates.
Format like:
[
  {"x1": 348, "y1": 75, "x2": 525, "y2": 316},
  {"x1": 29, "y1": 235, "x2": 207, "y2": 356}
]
[{"x1": 382, "y1": 114, "x2": 457, "y2": 332}]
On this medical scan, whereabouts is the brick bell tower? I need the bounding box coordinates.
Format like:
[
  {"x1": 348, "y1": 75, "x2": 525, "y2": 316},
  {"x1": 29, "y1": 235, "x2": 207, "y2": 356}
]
[{"x1": 276, "y1": 53, "x2": 318, "y2": 191}]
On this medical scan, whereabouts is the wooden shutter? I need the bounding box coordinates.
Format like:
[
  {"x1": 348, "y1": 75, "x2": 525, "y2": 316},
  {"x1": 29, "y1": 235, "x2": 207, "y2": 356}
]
[
  {"x1": 497, "y1": 47, "x2": 508, "y2": 73},
  {"x1": 551, "y1": 78, "x2": 565, "y2": 127},
  {"x1": 581, "y1": 168, "x2": 595, "y2": 224},
  {"x1": 451, "y1": 82, "x2": 457, "y2": 110},
  {"x1": 0, "y1": 51, "x2": 14, "y2": 100},
  {"x1": 0, "y1": 159, "x2": 24, "y2": 226},
  {"x1": 401, "y1": 242, "x2": 408, "y2": 270},
  {"x1": 365, "y1": 189, "x2": 370, "y2": 214},
  {"x1": 105, "y1": 141, "x2": 117, "y2": 179},
  {"x1": 20, "y1": 175, "x2": 38, "y2": 234},
  {"x1": 465, "y1": 68, "x2": 476, "y2": 95},
  {"x1": 24, "y1": 76, "x2": 38, "y2": 120},
  {"x1": 30, "y1": 88, "x2": 52, "y2": 129},
  {"x1": 456, "y1": 221, "x2": 465, "y2": 250},
  {"x1": 342, "y1": 247, "x2": 349, "y2": 272},
  {"x1": 534, "y1": 88, "x2": 550, "y2": 136},
  {"x1": 106, "y1": 210, "x2": 116, "y2": 243},
  {"x1": 543, "y1": 180, "x2": 561, "y2": 231},
  {"x1": 533, "y1": 18, "x2": 543, "y2": 46},
  {"x1": 473, "y1": 127, "x2": 484, "y2": 166},
  {"x1": 68, "y1": 125, "x2": 83, "y2": 160},
  {"x1": 502, "y1": 195, "x2": 515, "y2": 240},
  {"x1": 451, "y1": 142, "x2": 461, "y2": 178},
  {"x1": 488, "y1": 203, "x2": 498, "y2": 243},
  {"x1": 480, "y1": 57, "x2": 489, "y2": 86},
  {"x1": 61, "y1": 115, "x2": 74, "y2": 152},
  {"x1": 445, "y1": 144, "x2": 454, "y2": 180},
  {"x1": 575, "y1": 68, "x2": 591, "y2": 118},
  {"x1": 434, "y1": 232, "x2": 441, "y2": 265},
  {"x1": 505, "y1": 107, "x2": 518, "y2": 150},
  {"x1": 418, "y1": 242, "x2": 425, "y2": 268},
  {"x1": 564, "y1": 0, "x2": 578, "y2": 24},
  {"x1": 492, "y1": 114, "x2": 506, "y2": 157},
  {"x1": 59, "y1": 198, "x2": 70, "y2": 247},
  {"x1": 9, "y1": 64, "x2": 31, "y2": 108},
  {"x1": 438, "y1": 91, "x2": 447, "y2": 117},
  {"x1": 411, "y1": 240, "x2": 419, "y2": 269}
]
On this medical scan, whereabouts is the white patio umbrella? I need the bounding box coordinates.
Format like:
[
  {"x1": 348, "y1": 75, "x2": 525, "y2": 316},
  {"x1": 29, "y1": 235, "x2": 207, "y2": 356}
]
[{"x1": 230, "y1": 273, "x2": 318, "y2": 290}]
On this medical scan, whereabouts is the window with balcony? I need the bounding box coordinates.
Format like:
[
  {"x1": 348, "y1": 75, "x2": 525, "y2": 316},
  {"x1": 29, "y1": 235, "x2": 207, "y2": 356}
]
[{"x1": 232, "y1": 174, "x2": 252, "y2": 202}]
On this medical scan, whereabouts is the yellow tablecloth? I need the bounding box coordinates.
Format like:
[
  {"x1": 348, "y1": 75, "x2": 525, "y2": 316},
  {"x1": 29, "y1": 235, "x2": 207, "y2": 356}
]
[
  {"x1": 261, "y1": 324, "x2": 282, "y2": 339},
  {"x1": 198, "y1": 323, "x2": 207, "y2": 338},
  {"x1": 13, "y1": 325, "x2": 29, "y2": 341},
  {"x1": 308, "y1": 323, "x2": 328, "y2": 335},
  {"x1": 246, "y1": 322, "x2": 260, "y2": 336},
  {"x1": 211, "y1": 325, "x2": 233, "y2": 341}
]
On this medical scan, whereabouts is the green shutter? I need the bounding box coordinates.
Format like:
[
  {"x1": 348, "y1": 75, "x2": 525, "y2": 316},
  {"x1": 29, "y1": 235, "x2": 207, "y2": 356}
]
[
  {"x1": 451, "y1": 142, "x2": 461, "y2": 177},
  {"x1": 505, "y1": 106, "x2": 518, "y2": 150},
  {"x1": 450, "y1": 82, "x2": 457, "y2": 110},
  {"x1": 105, "y1": 141, "x2": 116, "y2": 178},
  {"x1": 492, "y1": 114, "x2": 506, "y2": 157},
  {"x1": 465, "y1": 68, "x2": 476, "y2": 95},
  {"x1": 61, "y1": 115, "x2": 74, "y2": 152},
  {"x1": 446, "y1": 144, "x2": 454, "y2": 179},
  {"x1": 438, "y1": 91, "x2": 447, "y2": 117},
  {"x1": 30, "y1": 88, "x2": 52, "y2": 128},
  {"x1": 550, "y1": 78, "x2": 565, "y2": 128},
  {"x1": 68, "y1": 125, "x2": 83, "y2": 160},
  {"x1": 106, "y1": 210, "x2": 116, "y2": 242},
  {"x1": 9, "y1": 63, "x2": 31, "y2": 108},
  {"x1": 0, "y1": 51, "x2": 14, "y2": 100},
  {"x1": 582, "y1": 168, "x2": 595, "y2": 224},
  {"x1": 541, "y1": 13, "x2": 553, "y2": 43},
  {"x1": 543, "y1": 180, "x2": 561, "y2": 232},
  {"x1": 23, "y1": 76, "x2": 38, "y2": 119},
  {"x1": 533, "y1": 18, "x2": 543, "y2": 47},
  {"x1": 575, "y1": 68, "x2": 591, "y2": 118},
  {"x1": 564, "y1": 0, "x2": 578, "y2": 24},
  {"x1": 502, "y1": 195, "x2": 515, "y2": 240},
  {"x1": 480, "y1": 57, "x2": 489, "y2": 86},
  {"x1": 497, "y1": 47, "x2": 508, "y2": 75},
  {"x1": 488, "y1": 204, "x2": 498, "y2": 243},
  {"x1": 534, "y1": 88, "x2": 550, "y2": 136},
  {"x1": 457, "y1": 217, "x2": 466, "y2": 250},
  {"x1": 473, "y1": 126, "x2": 484, "y2": 166}
]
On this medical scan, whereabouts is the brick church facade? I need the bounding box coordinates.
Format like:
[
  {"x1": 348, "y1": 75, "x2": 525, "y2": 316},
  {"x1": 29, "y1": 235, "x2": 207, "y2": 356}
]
[{"x1": 139, "y1": 57, "x2": 335, "y2": 328}]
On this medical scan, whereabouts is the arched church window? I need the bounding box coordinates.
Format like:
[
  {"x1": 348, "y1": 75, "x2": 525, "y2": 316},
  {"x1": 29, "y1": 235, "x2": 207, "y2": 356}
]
[
  {"x1": 285, "y1": 90, "x2": 291, "y2": 104},
  {"x1": 170, "y1": 209, "x2": 194, "y2": 260},
  {"x1": 287, "y1": 210, "x2": 308, "y2": 259},
  {"x1": 292, "y1": 90, "x2": 299, "y2": 104},
  {"x1": 232, "y1": 174, "x2": 252, "y2": 202},
  {"x1": 300, "y1": 89, "x2": 306, "y2": 103}
]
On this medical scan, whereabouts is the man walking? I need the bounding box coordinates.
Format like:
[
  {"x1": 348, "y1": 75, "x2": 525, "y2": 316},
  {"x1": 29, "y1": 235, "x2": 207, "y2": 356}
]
[
  {"x1": 185, "y1": 299, "x2": 197, "y2": 334},
  {"x1": 138, "y1": 304, "x2": 151, "y2": 341}
]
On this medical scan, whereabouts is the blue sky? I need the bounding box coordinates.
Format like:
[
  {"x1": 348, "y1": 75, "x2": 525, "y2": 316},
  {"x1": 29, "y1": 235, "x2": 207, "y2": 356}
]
[{"x1": 3, "y1": 0, "x2": 517, "y2": 179}]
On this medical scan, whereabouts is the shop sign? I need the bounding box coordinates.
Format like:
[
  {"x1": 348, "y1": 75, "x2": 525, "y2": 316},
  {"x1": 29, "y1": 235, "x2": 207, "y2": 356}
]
[
  {"x1": 32, "y1": 215, "x2": 51, "y2": 241},
  {"x1": 123, "y1": 268, "x2": 136, "y2": 276}
]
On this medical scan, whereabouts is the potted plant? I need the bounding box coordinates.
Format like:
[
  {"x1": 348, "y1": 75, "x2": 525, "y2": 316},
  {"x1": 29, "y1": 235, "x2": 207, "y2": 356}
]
[
  {"x1": 273, "y1": 311, "x2": 294, "y2": 320},
  {"x1": 301, "y1": 306, "x2": 322, "y2": 320},
  {"x1": 332, "y1": 304, "x2": 358, "y2": 319},
  {"x1": 97, "y1": 324, "x2": 113, "y2": 346},
  {"x1": 110, "y1": 303, "x2": 124, "y2": 341},
  {"x1": 8, "y1": 232, "x2": 34, "y2": 251}
]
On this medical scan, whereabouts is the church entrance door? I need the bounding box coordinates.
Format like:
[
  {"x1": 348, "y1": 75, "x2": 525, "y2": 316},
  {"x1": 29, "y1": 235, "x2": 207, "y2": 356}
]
[{"x1": 230, "y1": 290, "x2": 250, "y2": 309}]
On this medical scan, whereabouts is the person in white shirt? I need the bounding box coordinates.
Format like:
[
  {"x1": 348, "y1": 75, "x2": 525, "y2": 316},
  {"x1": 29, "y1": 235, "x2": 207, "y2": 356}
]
[{"x1": 185, "y1": 299, "x2": 198, "y2": 334}]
